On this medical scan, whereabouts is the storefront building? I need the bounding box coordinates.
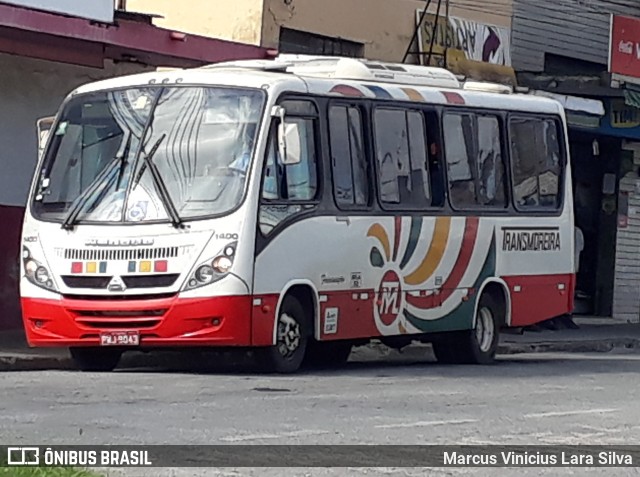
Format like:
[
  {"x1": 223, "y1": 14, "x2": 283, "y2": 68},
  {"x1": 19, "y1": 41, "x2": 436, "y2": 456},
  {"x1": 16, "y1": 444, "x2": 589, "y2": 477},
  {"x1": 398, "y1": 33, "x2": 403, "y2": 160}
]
[
  {"x1": 126, "y1": 0, "x2": 513, "y2": 68},
  {"x1": 512, "y1": 1, "x2": 640, "y2": 321}
]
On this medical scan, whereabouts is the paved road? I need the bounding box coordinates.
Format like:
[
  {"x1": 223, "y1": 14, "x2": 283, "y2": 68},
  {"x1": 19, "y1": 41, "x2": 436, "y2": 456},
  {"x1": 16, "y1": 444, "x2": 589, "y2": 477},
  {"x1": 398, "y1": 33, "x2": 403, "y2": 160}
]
[{"x1": 1, "y1": 350, "x2": 640, "y2": 476}]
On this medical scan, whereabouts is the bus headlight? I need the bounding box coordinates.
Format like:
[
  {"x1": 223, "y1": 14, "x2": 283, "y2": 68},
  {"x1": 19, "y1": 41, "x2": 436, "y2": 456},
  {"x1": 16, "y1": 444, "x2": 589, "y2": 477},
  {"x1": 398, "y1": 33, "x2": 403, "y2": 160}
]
[
  {"x1": 35, "y1": 266, "x2": 50, "y2": 284},
  {"x1": 24, "y1": 258, "x2": 38, "y2": 276},
  {"x1": 212, "y1": 256, "x2": 233, "y2": 274},
  {"x1": 184, "y1": 242, "x2": 236, "y2": 291},
  {"x1": 22, "y1": 246, "x2": 57, "y2": 292},
  {"x1": 195, "y1": 265, "x2": 215, "y2": 283}
]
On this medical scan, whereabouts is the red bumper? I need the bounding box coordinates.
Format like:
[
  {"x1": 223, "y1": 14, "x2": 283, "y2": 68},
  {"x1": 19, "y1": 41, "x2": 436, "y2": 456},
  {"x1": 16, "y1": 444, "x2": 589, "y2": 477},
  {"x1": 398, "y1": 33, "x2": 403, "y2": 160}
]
[{"x1": 21, "y1": 294, "x2": 252, "y2": 347}]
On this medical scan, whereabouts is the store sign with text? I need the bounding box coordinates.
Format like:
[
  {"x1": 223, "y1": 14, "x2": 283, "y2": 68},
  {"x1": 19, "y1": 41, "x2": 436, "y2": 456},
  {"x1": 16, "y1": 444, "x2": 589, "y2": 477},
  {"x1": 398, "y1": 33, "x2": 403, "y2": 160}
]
[
  {"x1": 610, "y1": 99, "x2": 640, "y2": 128},
  {"x1": 3, "y1": 0, "x2": 114, "y2": 23},
  {"x1": 416, "y1": 11, "x2": 516, "y2": 86},
  {"x1": 609, "y1": 15, "x2": 640, "y2": 80}
]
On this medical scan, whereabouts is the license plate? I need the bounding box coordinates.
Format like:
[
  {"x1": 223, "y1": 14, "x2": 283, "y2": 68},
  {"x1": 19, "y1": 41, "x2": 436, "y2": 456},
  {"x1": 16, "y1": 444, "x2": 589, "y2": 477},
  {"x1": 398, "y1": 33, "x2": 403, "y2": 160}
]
[{"x1": 100, "y1": 331, "x2": 140, "y2": 346}]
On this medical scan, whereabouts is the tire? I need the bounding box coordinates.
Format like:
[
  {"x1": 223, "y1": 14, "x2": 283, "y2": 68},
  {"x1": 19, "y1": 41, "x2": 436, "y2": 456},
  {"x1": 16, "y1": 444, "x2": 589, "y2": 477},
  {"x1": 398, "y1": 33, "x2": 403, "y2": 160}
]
[
  {"x1": 258, "y1": 295, "x2": 310, "y2": 373},
  {"x1": 433, "y1": 293, "x2": 501, "y2": 365},
  {"x1": 304, "y1": 341, "x2": 352, "y2": 368},
  {"x1": 69, "y1": 347, "x2": 122, "y2": 372}
]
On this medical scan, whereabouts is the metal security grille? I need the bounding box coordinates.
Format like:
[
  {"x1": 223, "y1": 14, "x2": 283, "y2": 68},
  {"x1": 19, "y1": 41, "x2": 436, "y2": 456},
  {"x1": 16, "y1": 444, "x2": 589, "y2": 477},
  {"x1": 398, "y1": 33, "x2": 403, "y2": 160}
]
[
  {"x1": 279, "y1": 28, "x2": 364, "y2": 58},
  {"x1": 59, "y1": 247, "x2": 181, "y2": 261}
]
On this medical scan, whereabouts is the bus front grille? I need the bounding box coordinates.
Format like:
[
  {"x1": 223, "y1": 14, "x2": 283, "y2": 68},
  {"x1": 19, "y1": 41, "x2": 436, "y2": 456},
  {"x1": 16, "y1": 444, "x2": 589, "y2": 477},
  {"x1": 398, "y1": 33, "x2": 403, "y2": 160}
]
[
  {"x1": 61, "y1": 274, "x2": 180, "y2": 290},
  {"x1": 72, "y1": 309, "x2": 167, "y2": 329},
  {"x1": 58, "y1": 246, "x2": 186, "y2": 261},
  {"x1": 73, "y1": 309, "x2": 167, "y2": 318},
  {"x1": 122, "y1": 274, "x2": 180, "y2": 288},
  {"x1": 61, "y1": 276, "x2": 111, "y2": 289},
  {"x1": 74, "y1": 318, "x2": 162, "y2": 329}
]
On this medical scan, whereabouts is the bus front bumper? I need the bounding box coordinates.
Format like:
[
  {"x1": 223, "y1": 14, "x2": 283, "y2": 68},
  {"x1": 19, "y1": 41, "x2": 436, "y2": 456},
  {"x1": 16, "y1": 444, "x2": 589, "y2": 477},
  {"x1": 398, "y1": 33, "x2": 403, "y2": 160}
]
[{"x1": 21, "y1": 294, "x2": 253, "y2": 347}]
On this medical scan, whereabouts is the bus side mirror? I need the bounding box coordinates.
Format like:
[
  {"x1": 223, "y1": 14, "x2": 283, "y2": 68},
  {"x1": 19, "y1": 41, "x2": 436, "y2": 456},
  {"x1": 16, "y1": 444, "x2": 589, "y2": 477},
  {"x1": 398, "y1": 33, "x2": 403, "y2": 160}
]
[
  {"x1": 272, "y1": 105, "x2": 302, "y2": 166},
  {"x1": 36, "y1": 116, "x2": 55, "y2": 158},
  {"x1": 277, "y1": 121, "x2": 302, "y2": 166}
]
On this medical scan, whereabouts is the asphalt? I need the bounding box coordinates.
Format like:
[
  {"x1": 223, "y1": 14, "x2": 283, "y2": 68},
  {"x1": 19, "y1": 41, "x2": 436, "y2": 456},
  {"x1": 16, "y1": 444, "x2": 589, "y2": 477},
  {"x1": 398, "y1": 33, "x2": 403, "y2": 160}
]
[
  {"x1": 1, "y1": 316, "x2": 639, "y2": 371},
  {"x1": 3, "y1": 351, "x2": 640, "y2": 477}
]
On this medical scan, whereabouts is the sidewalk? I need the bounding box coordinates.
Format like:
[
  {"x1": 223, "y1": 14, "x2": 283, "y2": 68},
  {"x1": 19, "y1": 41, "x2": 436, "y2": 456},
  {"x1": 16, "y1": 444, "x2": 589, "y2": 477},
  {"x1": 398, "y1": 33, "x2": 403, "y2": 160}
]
[
  {"x1": 498, "y1": 317, "x2": 640, "y2": 355},
  {"x1": 0, "y1": 330, "x2": 73, "y2": 371},
  {"x1": 1, "y1": 317, "x2": 639, "y2": 371}
]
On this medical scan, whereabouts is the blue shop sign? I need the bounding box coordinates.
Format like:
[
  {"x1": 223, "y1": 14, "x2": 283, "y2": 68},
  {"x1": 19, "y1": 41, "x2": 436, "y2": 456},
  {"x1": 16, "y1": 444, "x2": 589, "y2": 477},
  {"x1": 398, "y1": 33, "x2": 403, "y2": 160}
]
[{"x1": 594, "y1": 98, "x2": 640, "y2": 139}]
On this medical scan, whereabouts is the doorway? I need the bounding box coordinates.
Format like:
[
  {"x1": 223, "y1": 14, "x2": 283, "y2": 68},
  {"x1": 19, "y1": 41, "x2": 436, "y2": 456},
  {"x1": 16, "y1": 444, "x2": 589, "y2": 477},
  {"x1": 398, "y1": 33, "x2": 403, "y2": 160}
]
[{"x1": 569, "y1": 131, "x2": 620, "y2": 316}]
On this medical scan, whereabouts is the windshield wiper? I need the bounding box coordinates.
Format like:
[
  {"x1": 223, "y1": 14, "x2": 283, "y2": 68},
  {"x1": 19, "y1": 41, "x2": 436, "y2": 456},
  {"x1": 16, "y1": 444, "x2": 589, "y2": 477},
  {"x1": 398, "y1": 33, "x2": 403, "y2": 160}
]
[
  {"x1": 137, "y1": 134, "x2": 184, "y2": 229},
  {"x1": 132, "y1": 133, "x2": 164, "y2": 187},
  {"x1": 61, "y1": 132, "x2": 134, "y2": 230},
  {"x1": 115, "y1": 132, "x2": 133, "y2": 190},
  {"x1": 60, "y1": 155, "x2": 123, "y2": 230}
]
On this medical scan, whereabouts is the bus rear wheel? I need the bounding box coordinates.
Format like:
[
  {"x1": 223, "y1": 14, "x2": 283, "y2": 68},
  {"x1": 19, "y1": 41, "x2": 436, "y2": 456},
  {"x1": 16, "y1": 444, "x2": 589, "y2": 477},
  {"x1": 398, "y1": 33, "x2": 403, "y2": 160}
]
[
  {"x1": 258, "y1": 295, "x2": 309, "y2": 373},
  {"x1": 69, "y1": 347, "x2": 122, "y2": 372},
  {"x1": 433, "y1": 293, "x2": 501, "y2": 365}
]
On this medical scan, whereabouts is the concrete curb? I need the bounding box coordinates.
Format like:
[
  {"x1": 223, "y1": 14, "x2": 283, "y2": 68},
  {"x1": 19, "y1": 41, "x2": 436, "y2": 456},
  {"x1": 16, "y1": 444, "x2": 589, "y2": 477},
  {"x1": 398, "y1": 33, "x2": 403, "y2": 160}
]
[
  {"x1": 497, "y1": 338, "x2": 640, "y2": 355},
  {"x1": 0, "y1": 354, "x2": 74, "y2": 371},
  {"x1": 1, "y1": 337, "x2": 639, "y2": 371}
]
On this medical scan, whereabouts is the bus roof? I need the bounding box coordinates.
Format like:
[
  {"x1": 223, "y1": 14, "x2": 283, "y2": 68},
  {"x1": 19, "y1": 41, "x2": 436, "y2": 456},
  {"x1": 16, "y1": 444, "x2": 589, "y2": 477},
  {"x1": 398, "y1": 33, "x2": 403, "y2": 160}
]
[{"x1": 72, "y1": 55, "x2": 564, "y2": 116}]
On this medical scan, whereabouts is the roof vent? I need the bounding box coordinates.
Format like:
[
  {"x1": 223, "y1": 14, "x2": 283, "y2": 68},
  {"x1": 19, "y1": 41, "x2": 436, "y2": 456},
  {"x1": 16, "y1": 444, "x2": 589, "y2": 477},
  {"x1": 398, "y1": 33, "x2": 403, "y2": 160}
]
[
  {"x1": 463, "y1": 81, "x2": 513, "y2": 94},
  {"x1": 282, "y1": 56, "x2": 461, "y2": 89},
  {"x1": 200, "y1": 59, "x2": 290, "y2": 72}
]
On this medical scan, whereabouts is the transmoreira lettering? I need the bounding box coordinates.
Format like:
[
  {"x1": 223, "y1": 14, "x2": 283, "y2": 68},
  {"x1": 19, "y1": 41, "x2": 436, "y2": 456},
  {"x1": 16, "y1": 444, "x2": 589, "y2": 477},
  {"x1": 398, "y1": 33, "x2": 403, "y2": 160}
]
[{"x1": 502, "y1": 229, "x2": 561, "y2": 252}]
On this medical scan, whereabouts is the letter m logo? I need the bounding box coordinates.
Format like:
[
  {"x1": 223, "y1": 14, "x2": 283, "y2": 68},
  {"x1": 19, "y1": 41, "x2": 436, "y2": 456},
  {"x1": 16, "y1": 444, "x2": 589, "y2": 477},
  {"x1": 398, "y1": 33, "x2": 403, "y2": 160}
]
[{"x1": 379, "y1": 281, "x2": 400, "y2": 315}]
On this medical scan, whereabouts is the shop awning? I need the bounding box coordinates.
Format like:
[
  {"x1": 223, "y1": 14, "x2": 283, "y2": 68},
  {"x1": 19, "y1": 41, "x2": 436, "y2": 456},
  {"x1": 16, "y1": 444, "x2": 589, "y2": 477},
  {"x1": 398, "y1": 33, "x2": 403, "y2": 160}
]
[
  {"x1": 531, "y1": 90, "x2": 605, "y2": 116},
  {"x1": 0, "y1": 2, "x2": 270, "y2": 68},
  {"x1": 624, "y1": 85, "x2": 640, "y2": 109}
]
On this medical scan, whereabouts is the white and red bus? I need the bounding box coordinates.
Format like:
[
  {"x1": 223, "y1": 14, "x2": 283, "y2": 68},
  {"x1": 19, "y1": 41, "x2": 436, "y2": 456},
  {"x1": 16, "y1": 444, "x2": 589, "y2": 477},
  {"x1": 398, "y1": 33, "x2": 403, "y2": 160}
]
[{"x1": 21, "y1": 55, "x2": 574, "y2": 372}]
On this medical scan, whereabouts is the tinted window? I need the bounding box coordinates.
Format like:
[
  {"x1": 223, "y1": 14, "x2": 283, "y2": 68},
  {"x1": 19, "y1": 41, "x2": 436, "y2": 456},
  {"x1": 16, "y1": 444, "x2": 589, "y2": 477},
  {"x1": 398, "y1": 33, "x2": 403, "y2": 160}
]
[
  {"x1": 407, "y1": 111, "x2": 431, "y2": 203},
  {"x1": 443, "y1": 112, "x2": 506, "y2": 208},
  {"x1": 477, "y1": 116, "x2": 506, "y2": 206},
  {"x1": 374, "y1": 108, "x2": 430, "y2": 208},
  {"x1": 510, "y1": 117, "x2": 562, "y2": 209},
  {"x1": 329, "y1": 105, "x2": 369, "y2": 207},
  {"x1": 444, "y1": 113, "x2": 476, "y2": 208}
]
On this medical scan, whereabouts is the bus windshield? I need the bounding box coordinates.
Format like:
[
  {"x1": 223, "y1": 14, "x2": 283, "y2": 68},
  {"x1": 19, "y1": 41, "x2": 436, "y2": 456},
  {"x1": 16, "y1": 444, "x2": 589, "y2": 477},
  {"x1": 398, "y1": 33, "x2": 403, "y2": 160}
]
[{"x1": 32, "y1": 86, "x2": 264, "y2": 224}]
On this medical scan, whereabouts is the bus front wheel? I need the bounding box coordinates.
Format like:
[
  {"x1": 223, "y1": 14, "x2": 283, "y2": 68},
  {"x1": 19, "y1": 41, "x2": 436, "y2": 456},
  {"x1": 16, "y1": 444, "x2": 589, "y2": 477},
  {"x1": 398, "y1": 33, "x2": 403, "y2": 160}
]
[
  {"x1": 258, "y1": 295, "x2": 309, "y2": 373},
  {"x1": 69, "y1": 347, "x2": 122, "y2": 372},
  {"x1": 433, "y1": 293, "x2": 501, "y2": 365}
]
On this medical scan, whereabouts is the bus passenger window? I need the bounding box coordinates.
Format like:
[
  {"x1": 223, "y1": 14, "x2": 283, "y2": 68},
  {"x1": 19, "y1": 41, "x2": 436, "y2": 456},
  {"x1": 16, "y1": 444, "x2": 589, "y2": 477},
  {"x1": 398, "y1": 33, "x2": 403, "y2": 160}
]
[
  {"x1": 477, "y1": 116, "x2": 506, "y2": 206},
  {"x1": 407, "y1": 111, "x2": 431, "y2": 203},
  {"x1": 443, "y1": 112, "x2": 507, "y2": 209},
  {"x1": 373, "y1": 108, "x2": 430, "y2": 209},
  {"x1": 328, "y1": 105, "x2": 369, "y2": 207},
  {"x1": 444, "y1": 113, "x2": 477, "y2": 208},
  {"x1": 425, "y1": 111, "x2": 445, "y2": 207},
  {"x1": 510, "y1": 117, "x2": 562, "y2": 209}
]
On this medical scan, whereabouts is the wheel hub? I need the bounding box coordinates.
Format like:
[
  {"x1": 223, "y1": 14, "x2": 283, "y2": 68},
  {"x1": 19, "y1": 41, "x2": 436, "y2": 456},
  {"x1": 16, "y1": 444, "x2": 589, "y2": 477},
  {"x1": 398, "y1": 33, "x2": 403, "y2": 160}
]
[
  {"x1": 475, "y1": 306, "x2": 495, "y2": 353},
  {"x1": 277, "y1": 313, "x2": 301, "y2": 358}
]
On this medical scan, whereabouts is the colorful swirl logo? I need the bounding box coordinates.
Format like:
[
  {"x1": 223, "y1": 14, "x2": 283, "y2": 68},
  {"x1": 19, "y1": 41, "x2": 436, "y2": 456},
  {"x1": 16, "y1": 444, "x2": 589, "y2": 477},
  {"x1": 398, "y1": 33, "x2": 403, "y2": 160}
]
[{"x1": 367, "y1": 216, "x2": 480, "y2": 335}]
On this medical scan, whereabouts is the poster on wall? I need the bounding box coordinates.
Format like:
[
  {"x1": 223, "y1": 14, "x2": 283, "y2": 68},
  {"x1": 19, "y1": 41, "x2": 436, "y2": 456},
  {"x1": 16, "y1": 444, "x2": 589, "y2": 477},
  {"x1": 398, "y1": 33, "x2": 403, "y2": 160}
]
[{"x1": 415, "y1": 11, "x2": 516, "y2": 85}]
